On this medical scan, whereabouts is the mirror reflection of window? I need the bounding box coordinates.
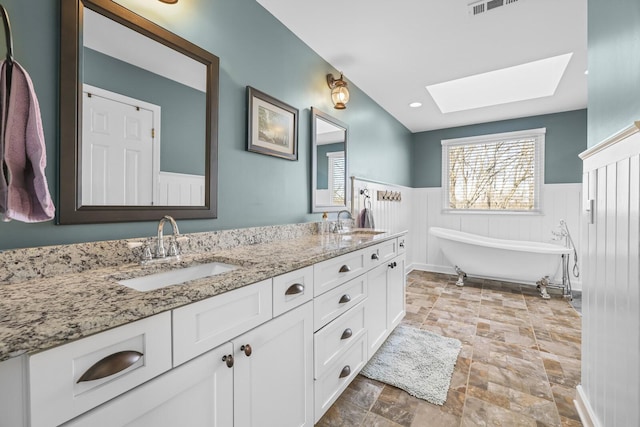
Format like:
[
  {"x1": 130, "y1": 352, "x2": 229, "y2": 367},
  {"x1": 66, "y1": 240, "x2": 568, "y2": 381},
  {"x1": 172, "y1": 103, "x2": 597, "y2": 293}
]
[{"x1": 327, "y1": 151, "x2": 345, "y2": 205}]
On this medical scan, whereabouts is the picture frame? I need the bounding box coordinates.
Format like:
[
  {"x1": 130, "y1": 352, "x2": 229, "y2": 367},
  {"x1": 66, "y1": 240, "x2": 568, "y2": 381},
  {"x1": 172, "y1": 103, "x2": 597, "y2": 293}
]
[{"x1": 247, "y1": 86, "x2": 299, "y2": 161}]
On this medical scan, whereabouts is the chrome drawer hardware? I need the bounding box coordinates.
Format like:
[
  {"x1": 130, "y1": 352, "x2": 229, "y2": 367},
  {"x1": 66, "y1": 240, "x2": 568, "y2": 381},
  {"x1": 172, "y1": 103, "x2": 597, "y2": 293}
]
[
  {"x1": 338, "y1": 294, "x2": 351, "y2": 304},
  {"x1": 339, "y1": 365, "x2": 351, "y2": 378},
  {"x1": 339, "y1": 265, "x2": 351, "y2": 273},
  {"x1": 340, "y1": 328, "x2": 353, "y2": 340}
]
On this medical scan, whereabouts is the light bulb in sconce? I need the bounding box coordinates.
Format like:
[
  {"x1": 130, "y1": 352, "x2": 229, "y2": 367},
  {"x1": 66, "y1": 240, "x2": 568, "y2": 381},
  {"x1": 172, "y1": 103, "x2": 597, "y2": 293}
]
[{"x1": 327, "y1": 73, "x2": 350, "y2": 109}]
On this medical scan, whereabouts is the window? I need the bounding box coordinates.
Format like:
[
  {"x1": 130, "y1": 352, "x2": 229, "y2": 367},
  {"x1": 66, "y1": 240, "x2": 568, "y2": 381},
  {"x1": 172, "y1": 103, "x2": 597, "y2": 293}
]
[
  {"x1": 441, "y1": 128, "x2": 545, "y2": 212},
  {"x1": 327, "y1": 151, "x2": 345, "y2": 205}
]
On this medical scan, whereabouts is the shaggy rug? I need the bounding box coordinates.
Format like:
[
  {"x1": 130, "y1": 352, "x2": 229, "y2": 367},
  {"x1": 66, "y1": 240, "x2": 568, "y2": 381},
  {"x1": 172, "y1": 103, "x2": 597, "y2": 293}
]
[{"x1": 360, "y1": 324, "x2": 462, "y2": 405}]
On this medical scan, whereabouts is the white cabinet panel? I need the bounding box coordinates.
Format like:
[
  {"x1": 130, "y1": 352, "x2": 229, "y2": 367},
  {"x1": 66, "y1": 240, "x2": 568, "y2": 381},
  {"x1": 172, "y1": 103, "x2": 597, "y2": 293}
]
[
  {"x1": 234, "y1": 302, "x2": 314, "y2": 427},
  {"x1": 173, "y1": 279, "x2": 272, "y2": 366},
  {"x1": 314, "y1": 275, "x2": 367, "y2": 331},
  {"x1": 63, "y1": 343, "x2": 233, "y2": 427},
  {"x1": 29, "y1": 312, "x2": 172, "y2": 427}
]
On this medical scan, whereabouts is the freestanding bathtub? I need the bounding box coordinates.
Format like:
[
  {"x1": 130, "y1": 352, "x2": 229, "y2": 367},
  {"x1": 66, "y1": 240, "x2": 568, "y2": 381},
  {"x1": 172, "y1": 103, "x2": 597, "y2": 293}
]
[{"x1": 429, "y1": 227, "x2": 571, "y2": 298}]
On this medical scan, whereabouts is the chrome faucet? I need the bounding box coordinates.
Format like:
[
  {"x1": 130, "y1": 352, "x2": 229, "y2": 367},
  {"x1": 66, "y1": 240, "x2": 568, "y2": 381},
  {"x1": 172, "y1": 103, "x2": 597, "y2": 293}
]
[
  {"x1": 337, "y1": 210, "x2": 353, "y2": 232},
  {"x1": 156, "y1": 215, "x2": 180, "y2": 258}
]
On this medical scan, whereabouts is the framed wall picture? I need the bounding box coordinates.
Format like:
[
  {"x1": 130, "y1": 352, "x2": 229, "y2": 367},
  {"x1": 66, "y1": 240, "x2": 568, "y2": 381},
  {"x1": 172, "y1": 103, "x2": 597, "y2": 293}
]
[{"x1": 247, "y1": 86, "x2": 299, "y2": 161}]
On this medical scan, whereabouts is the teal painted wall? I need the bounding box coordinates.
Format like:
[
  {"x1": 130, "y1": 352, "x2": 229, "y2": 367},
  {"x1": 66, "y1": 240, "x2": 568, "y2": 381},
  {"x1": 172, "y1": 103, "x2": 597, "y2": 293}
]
[
  {"x1": 412, "y1": 109, "x2": 587, "y2": 188},
  {"x1": 0, "y1": 0, "x2": 412, "y2": 250},
  {"x1": 84, "y1": 48, "x2": 206, "y2": 175},
  {"x1": 587, "y1": 0, "x2": 640, "y2": 147}
]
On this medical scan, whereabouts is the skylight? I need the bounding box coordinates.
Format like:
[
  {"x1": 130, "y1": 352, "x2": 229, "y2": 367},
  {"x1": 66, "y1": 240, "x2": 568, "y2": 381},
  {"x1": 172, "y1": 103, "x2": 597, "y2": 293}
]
[{"x1": 426, "y1": 53, "x2": 573, "y2": 113}]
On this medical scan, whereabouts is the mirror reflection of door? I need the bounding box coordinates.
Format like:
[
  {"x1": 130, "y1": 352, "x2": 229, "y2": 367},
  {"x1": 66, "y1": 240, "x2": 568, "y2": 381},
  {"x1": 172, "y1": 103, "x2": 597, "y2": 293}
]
[{"x1": 82, "y1": 85, "x2": 159, "y2": 205}]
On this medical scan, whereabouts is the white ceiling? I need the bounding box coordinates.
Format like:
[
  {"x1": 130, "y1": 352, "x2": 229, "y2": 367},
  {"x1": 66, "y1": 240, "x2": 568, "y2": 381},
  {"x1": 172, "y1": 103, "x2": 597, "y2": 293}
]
[{"x1": 256, "y1": 0, "x2": 587, "y2": 133}]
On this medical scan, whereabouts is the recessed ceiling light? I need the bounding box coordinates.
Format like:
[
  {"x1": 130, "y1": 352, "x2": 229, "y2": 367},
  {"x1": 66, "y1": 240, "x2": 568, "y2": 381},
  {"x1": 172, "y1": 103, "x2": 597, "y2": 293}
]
[
  {"x1": 426, "y1": 53, "x2": 573, "y2": 114},
  {"x1": 409, "y1": 102, "x2": 422, "y2": 108}
]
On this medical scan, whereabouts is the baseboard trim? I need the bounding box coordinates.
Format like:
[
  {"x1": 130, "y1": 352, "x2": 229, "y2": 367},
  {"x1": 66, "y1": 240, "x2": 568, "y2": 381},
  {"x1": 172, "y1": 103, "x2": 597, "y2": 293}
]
[{"x1": 574, "y1": 385, "x2": 601, "y2": 427}]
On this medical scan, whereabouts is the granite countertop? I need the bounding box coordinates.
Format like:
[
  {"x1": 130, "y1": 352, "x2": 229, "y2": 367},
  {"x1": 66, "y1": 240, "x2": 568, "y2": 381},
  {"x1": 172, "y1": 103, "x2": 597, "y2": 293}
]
[{"x1": 0, "y1": 229, "x2": 405, "y2": 362}]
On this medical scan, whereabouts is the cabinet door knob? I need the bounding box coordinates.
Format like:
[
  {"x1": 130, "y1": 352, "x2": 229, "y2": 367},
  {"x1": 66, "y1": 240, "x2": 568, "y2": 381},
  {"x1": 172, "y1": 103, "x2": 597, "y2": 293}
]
[
  {"x1": 241, "y1": 344, "x2": 252, "y2": 357},
  {"x1": 339, "y1": 365, "x2": 351, "y2": 378},
  {"x1": 339, "y1": 264, "x2": 351, "y2": 273},
  {"x1": 388, "y1": 263, "x2": 394, "y2": 269},
  {"x1": 77, "y1": 350, "x2": 143, "y2": 383},
  {"x1": 222, "y1": 354, "x2": 234, "y2": 368},
  {"x1": 285, "y1": 283, "x2": 304, "y2": 295},
  {"x1": 394, "y1": 261, "x2": 397, "y2": 267},
  {"x1": 371, "y1": 253, "x2": 379, "y2": 260},
  {"x1": 341, "y1": 328, "x2": 353, "y2": 340},
  {"x1": 399, "y1": 242, "x2": 405, "y2": 248},
  {"x1": 339, "y1": 294, "x2": 351, "y2": 304}
]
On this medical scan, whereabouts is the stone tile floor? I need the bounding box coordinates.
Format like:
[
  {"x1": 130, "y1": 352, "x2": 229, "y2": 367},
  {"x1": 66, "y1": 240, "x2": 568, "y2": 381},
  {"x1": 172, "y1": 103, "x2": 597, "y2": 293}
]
[{"x1": 317, "y1": 271, "x2": 582, "y2": 426}]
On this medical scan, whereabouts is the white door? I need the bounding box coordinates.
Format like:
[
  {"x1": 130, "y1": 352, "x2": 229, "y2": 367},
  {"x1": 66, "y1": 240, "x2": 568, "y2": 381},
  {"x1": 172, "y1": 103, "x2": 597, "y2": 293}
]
[
  {"x1": 63, "y1": 343, "x2": 234, "y2": 427},
  {"x1": 82, "y1": 85, "x2": 158, "y2": 206},
  {"x1": 234, "y1": 302, "x2": 314, "y2": 427}
]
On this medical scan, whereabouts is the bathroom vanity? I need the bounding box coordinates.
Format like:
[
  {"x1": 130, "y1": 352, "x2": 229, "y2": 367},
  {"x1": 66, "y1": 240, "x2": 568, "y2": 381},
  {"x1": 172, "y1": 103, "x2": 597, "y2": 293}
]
[{"x1": 0, "y1": 226, "x2": 406, "y2": 426}]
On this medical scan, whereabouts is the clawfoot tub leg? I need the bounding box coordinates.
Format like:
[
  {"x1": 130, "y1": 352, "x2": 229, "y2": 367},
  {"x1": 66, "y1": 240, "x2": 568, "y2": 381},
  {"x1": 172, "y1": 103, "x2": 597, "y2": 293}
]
[
  {"x1": 454, "y1": 266, "x2": 466, "y2": 287},
  {"x1": 536, "y1": 276, "x2": 551, "y2": 300}
]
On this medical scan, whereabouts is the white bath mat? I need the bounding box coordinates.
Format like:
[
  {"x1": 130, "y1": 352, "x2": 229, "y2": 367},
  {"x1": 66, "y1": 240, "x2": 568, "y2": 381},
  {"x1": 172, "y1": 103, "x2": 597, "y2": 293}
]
[{"x1": 360, "y1": 324, "x2": 461, "y2": 405}]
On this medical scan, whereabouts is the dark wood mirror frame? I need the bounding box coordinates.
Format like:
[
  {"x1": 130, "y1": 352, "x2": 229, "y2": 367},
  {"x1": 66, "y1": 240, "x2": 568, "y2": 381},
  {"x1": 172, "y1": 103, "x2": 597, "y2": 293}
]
[{"x1": 59, "y1": 0, "x2": 219, "y2": 224}]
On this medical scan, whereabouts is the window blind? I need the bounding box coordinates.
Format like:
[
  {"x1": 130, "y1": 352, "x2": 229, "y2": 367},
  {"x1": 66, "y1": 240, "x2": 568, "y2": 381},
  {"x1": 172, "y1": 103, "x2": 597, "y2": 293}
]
[{"x1": 442, "y1": 129, "x2": 545, "y2": 212}]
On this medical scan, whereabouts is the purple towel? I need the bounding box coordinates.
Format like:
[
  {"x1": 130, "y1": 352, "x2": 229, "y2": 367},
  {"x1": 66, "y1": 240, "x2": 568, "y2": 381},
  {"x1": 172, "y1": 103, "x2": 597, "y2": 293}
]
[
  {"x1": 1, "y1": 60, "x2": 55, "y2": 222},
  {"x1": 0, "y1": 61, "x2": 7, "y2": 216}
]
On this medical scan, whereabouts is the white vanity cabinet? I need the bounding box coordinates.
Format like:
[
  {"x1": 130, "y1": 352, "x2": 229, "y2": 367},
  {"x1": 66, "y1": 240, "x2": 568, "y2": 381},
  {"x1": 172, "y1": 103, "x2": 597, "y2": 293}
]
[{"x1": 0, "y1": 233, "x2": 407, "y2": 427}]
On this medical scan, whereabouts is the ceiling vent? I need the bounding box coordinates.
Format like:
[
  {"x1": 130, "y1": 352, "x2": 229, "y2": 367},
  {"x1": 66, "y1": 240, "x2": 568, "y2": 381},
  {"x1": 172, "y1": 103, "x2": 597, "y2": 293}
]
[{"x1": 468, "y1": 0, "x2": 520, "y2": 16}]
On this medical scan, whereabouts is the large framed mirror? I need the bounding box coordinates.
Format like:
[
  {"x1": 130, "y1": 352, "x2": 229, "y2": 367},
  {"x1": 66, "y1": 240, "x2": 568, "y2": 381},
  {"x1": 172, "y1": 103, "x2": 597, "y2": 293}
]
[
  {"x1": 59, "y1": 0, "x2": 219, "y2": 224},
  {"x1": 311, "y1": 108, "x2": 348, "y2": 213}
]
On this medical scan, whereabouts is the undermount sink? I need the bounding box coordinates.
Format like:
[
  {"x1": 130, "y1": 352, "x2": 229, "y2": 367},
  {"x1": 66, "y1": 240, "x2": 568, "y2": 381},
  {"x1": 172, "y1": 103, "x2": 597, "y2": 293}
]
[{"x1": 118, "y1": 262, "x2": 237, "y2": 292}]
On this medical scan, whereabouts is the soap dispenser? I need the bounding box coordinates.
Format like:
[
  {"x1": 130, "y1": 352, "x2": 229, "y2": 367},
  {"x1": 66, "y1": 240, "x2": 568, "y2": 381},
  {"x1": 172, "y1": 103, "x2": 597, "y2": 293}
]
[{"x1": 321, "y1": 212, "x2": 328, "y2": 235}]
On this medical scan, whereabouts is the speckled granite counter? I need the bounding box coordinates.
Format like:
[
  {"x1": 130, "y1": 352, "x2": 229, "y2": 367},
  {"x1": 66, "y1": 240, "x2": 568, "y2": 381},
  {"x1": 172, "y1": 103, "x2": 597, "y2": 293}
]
[{"x1": 0, "y1": 224, "x2": 406, "y2": 362}]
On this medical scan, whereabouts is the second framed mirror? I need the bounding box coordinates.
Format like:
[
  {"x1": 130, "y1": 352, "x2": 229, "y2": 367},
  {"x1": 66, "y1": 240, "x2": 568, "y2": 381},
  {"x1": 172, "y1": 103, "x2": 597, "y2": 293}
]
[{"x1": 311, "y1": 108, "x2": 348, "y2": 213}]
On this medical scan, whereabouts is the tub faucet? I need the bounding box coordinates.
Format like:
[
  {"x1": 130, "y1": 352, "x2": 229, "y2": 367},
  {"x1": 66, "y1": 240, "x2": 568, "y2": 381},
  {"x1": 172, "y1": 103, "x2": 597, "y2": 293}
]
[
  {"x1": 337, "y1": 210, "x2": 353, "y2": 232},
  {"x1": 156, "y1": 215, "x2": 180, "y2": 258}
]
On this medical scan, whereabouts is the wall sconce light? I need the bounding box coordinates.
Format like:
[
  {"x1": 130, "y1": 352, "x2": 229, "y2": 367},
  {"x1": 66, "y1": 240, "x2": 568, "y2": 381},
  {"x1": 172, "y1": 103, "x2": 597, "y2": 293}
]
[
  {"x1": 326, "y1": 73, "x2": 350, "y2": 110},
  {"x1": 159, "y1": 0, "x2": 178, "y2": 4}
]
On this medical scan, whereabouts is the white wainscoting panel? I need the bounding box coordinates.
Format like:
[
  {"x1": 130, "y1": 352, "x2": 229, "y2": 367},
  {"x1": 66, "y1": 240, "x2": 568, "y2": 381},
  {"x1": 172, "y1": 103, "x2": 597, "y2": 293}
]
[
  {"x1": 409, "y1": 184, "x2": 582, "y2": 289},
  {"x1": 578, "y1": 122, "x2": 640, "y2": 427},
  {"x1": 157, "y1": 172, "x2": 205, "y2": 206}
]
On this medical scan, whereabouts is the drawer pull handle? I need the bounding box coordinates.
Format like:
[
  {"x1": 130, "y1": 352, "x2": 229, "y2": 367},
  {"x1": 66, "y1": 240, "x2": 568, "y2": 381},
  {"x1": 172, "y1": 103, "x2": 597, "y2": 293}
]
[
  {"x1": 399, "y1": 242, "x2": 405, "y2": 248},
  {"x1": 241, "y1": 344, "x2": 252, "y2": 357},
  {"x1": 339, "y1": 294, "x2": 351, "y2": 304},
  {"x1": 77, "y1": 350, "x2": 143, "y2": 383},
  {"x1": 285, "y1": 283, "x2": 305, "y2": 295},
  {"x1": 339, "y1": 365, "x2": 351, "y2": 378},
  {"x1": 339, "y1": 265, "x2": 351, "y2": 273},
  {"x1": 371, "y1": 253, "x2": 379, "y2": 260},
  {"x1": 341, "y1": 328, "x2": 353, "y2": 340},
  {"x1": 222, "y1": 354, "x2": 234, "y2": 368}
]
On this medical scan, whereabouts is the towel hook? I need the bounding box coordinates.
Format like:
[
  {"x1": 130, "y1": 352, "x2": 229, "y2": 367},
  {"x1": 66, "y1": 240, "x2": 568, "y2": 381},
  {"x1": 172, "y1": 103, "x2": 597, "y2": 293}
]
[{"x1": 0, "y1": 5, "x2": 13, "y2": 65}]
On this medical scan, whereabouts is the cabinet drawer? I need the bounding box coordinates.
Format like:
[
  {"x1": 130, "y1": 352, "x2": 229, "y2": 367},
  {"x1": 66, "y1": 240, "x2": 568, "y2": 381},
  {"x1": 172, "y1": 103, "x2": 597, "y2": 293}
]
[
  {"x1": 314, "y1": 249, "x2": 367, "y2": 296},
  {"x1": 272, "y1": 266, "x2": 313, "y2": 317},
  {"x1": 29, "y1": 312, "x2": 172, "y2": 427},
  {"x1": 367, "y1": 238, "x2": 398, "y2": 267},
  {"x1": 314, "y1": 300, "x2": 366, "y2": 379},
  {"x1": 314, "y1": 334, "x2": 367, "y2": 423},
  {"x1": 173, "y1": 279, "x2": 273, "y2": 366},
  {"x1": 314, "y1": 275, "x2": 367, "y2": 331}
]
